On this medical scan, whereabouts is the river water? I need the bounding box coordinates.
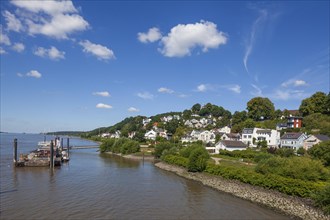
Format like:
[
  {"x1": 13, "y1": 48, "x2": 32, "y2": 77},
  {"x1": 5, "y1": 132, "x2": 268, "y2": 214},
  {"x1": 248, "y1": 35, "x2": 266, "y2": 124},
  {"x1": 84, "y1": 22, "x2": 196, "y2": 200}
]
[{"x1": 0, "y1": 133, "x2": 289, "y2": 219}]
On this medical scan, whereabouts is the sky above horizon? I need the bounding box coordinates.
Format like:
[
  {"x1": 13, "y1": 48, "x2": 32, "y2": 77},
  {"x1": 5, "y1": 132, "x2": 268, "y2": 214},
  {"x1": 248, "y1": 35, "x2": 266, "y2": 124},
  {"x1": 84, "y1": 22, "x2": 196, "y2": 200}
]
[{"x1": 1, "y1": 0, "x2": 329, "y2": 133}]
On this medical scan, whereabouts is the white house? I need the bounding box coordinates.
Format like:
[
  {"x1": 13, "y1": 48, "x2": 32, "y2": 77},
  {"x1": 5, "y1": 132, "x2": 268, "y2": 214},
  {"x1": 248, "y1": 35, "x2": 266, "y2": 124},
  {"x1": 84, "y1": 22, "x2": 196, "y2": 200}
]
[
  {"x1": 280, "y1": 132, "x2": 307, "y2": 150},
  {"x1": 303, "y1": 134, "x2": 330, "y2": 150},
  {"x1": 218, "y1": 126, "x2": 231, "y2": 134},
  {"x1": 144, "y1": 130, "x2": 157, "y2": 140},
  {"x1": 214, "y1": 140, "x2": 247, "y2": 153},
  {"x1": 199, "y1": 130, "x2": 216, "y2": 143},
  {"x1": 242, "y1": 128, "x2": 280, "y2": 147},
  {"x1": 221, "y1": 133, "x2": 241, "y2": 141}
]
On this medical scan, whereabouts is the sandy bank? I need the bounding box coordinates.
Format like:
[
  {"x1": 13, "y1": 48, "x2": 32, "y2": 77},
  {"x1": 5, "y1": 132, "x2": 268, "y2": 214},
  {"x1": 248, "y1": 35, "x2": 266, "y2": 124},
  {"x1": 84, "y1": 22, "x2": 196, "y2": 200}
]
[
  {"x1": 104, "y1": 152, "x2": 155, "y2": 162},
  {"x1": 155, "y1": 162, "x2": 329, "y2": 220}
]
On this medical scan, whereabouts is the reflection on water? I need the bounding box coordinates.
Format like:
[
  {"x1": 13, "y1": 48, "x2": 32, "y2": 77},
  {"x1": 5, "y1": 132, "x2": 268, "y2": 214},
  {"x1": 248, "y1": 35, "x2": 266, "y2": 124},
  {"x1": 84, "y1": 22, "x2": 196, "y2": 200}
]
[{"x1": 0, "y1": 133, "x2": 289, "y2": 219}]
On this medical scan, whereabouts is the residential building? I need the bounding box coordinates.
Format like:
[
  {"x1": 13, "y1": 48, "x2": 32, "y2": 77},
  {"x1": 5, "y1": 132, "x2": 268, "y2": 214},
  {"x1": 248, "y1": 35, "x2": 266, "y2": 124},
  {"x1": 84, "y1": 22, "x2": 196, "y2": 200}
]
[
  {"x1": 214, "y1": 140, "x2": 247, "y2": 153},
  {"x1": 280, "y1": 132, "x2": 307, "y2": 150},
  {"x1": 144, "y1": 130, "x2": 157, "y2": 140},
  {"x1": 287, "y1": 116, "x2": 303, "y2": 128},
  {"x1": 242, "y1": 128, "x2": 280, "y2": 147},
  {"x1": 199, "y1": 130, "x2": 216, "y2": 143},
  {"x1": 218, "y1": 126, "x2": 231, "y2": 134},
  {"x1": 303, "y1": 134, "x2": 330, "y2": 150},
  {"x1": 221, "y1": 133, "x2": 241, "y2": 141}
]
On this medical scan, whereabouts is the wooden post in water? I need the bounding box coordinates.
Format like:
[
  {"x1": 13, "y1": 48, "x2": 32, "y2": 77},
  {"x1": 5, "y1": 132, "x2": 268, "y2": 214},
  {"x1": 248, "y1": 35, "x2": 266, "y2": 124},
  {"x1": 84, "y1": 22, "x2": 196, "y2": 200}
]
[
  {"x1": 67, "y1": 138, "x2": 70, "y2": 157},
  {"x1": 50, "y1": 140, "x2": 54, "y2": 168},
  {"x1": 13, "y1": 138, "x2": 17, "y2": 165}
]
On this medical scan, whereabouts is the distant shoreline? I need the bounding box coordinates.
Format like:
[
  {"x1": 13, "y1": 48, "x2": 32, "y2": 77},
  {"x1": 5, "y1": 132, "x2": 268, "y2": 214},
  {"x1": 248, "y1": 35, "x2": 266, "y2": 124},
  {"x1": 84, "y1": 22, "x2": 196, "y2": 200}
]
[{"x1": 154, "y1": 161, "x2": 328, "y2": 220}]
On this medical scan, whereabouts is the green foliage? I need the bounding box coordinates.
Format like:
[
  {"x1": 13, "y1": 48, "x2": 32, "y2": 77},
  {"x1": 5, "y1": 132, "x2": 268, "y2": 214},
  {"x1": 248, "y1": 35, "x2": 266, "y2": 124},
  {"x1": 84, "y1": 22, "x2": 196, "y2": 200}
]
[
  {"x1": 247, "y1": 97, "x2": 275, "y2": 121},
  {"x1": 191, "y1": 103, "x2": 201, "y2": 113},
  {"x1": 187, "y1": 147, "x2": 210, "y2": 172},
  {"x1": 308, "y1": 141, "x2": 330, "y2": 166},
  {"x1": 313, "y1": 184, "x2": 330, "y2": 215},
  {"x1": 296, "y1": 147, "x2": 306, "y2": 156},
  {"x1": 303, "y1": 113, "x2": 330, "y2": 136},
  {"x1": 232, "y1": 111, "x2": 248, "y2": 126},
  {"x1": 255, "y1": 157, "x2": 329, "y2": 181},
  {"x1": 299, "y1": 92, "x2": 328, "y2": 116},
  {"x1": 154, "y1": 142, "x2": 174, "y2": 158},
  {"x1": 99, "y1": 138, "x2": 140, "y2": 155},
  {"x1": 219, "y1": 149, "x2": 273, "y2": 163},
  {"x1": 162, "y1": 155, "x2": 189, "y2": 167},
  {"x1": 205, "y1": 163, "x2": 324, "y2": 197},
  {"x1": 275, "y1": 148, "x2": 295, "y2": 157},
  {"x1": 160, "y1": 147, "x2": 179, "y2": 160}
]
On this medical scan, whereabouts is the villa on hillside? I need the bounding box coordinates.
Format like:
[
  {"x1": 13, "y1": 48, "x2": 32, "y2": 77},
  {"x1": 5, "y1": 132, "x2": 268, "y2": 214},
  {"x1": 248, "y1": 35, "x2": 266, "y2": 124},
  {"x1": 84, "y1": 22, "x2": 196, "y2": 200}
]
[
  {"x1": 303, "y1": 134, "x2": 330, "y2": 150},
  {"x1": 280, "y1": 132, "x2": 307, "y2": 150},
  {"x1": 207, "y1": 140, "x2": 247, "y2": 154},
  {"x1": 241, "y1": 128, "x2": 280, "y2": 148},
  {"x1": 221, "y1": 133, "x2": 241, "y2": 141}
]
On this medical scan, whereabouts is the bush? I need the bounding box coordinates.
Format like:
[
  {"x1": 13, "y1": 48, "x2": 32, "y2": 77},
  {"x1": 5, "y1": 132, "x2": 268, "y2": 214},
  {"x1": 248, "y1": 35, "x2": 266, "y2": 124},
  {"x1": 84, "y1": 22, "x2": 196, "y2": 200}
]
[
  {"x1": 205, "y1": 163, "x2": 324, "y2": 197},
  {"x1": 187, "y1": 147, "x2": 209, "y2": 172},
  {"x1": 162, "y1": 155, "x2": 188, "y2": 168},
  {"x1": 99, "y1": 138, "x2": 140, "y2": 154},
  {"x1": 313, "y1": 184, "x2": 330, "y2": 215},
  {"x1": 255, "y1": 157, "x2": 329, "y2": 181},
  {"x1": 308, "y1": 141, "x2": 330, "y2": 166},
  {"x1": 275, "y1": 148, "x2": 295, "y2": 157},
  {"x1": 154, "y1": 142, "x2": 173, "y2": 158}
]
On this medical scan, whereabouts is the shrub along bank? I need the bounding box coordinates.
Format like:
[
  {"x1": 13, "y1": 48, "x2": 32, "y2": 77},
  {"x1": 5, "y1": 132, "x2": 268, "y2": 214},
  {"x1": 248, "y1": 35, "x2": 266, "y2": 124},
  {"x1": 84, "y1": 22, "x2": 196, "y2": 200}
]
[{"x1": 99, "y1": 138, "x2": 140, "y2": 155}]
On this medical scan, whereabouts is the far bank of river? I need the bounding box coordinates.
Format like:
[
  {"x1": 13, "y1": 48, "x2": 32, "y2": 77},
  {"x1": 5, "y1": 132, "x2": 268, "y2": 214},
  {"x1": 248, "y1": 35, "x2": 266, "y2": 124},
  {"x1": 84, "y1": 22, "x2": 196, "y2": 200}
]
[{"x1": 154, "y1": 162, "x2": 328, "y2": 220}]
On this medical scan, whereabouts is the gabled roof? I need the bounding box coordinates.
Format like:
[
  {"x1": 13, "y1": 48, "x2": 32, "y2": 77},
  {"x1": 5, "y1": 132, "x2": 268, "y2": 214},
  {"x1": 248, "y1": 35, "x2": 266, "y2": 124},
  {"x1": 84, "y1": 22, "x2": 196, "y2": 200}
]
[
  {"x1": 220, "y1": 140, "x2": 247, "y2": 148},
  {"x1": 256, "y1": 129, "x2": 271, "y2": 133},
  {"x1": 314, "y1": 134, "x2": 330, "y2": 141},
  {"x1": 224, "y1": 133, "x2": 241, "y2": 138},
  {"x1": 242, "y1": 128, "x2": 254, "y2": 134},
  {"x1": 281, "y1": 132, "x2": 304, "y2": 140}
]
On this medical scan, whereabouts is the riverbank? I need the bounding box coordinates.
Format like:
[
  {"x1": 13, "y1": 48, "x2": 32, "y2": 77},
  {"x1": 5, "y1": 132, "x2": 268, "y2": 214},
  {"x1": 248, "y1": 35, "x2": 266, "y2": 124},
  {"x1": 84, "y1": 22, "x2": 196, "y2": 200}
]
[
  {"x1": 155, "y1": 161, "x2": 329, "y2": 220},
  {"x1": 104, "y1": 152, "x2": 156, "y2": 162}
]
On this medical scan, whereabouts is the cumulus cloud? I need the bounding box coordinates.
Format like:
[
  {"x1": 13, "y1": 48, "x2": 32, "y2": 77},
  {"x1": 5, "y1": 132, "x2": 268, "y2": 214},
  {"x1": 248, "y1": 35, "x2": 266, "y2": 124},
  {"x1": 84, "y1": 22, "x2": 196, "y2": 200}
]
[
  {"x1": 12, "y1": 43, "x2": 25, "y2": 52},
  {"x1": 128, "y1": 107, "x2": 140, "y2": 112},
  {"x1": 79, "y1": 40, "x2": 115, "y2": 60},
  {"x1": 281, "y1": 79, "x2": 308, "y2": 87},
  {"x1": 196, "y1": 84, "x2": 215, "y2": 92},
  {"x1": 271, "y1": 89, "x2": 308, "y2": 101},
  {"x1": 96, "y1": 103, "x2": 112, "y2": 109},
  {"x1": 138, "y1": 27, "x2": 162, "y2": 43},
  {"x1": 158, "y1": 87, "x2": 174, "y2": 94},
  {"x1": 0, "y1": 26, "x2": 11, "y2": 45},
  {"x1": 26, "y1": 70, "x2": 42, "y2": 78},
  {"x1": 3, "y1": 10, "x2": 23, "y2": 32},
  {"x1": 34, "y1": 46, "x2": 65, "y2": 60},
  {"x1": 9, "y1": 0, "x2": 89, "y2": 39},
  {"x1": 137, "y1": 92, "x2": 154, "y2": 100},
  {"x1": 93, "y1": 91, "x2": 111, "y2": 97},
  {"x1": 160, "y1": 20, "x2": 228, "y2": 57}
]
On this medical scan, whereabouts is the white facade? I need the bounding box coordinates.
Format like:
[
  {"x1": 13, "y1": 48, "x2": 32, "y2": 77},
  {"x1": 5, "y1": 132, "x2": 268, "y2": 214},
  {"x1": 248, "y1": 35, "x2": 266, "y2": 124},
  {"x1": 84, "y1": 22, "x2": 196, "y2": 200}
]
[
  {"x1": 198, "y1": 130, "x2": 216, "y2": 143},
  {"x1": 242, "y1": 128, "x2": 280, "y2": 147},
  {"x1": 280, "y1": 133, "x2": 307, "y2": 150},
  {"x1": 144, "y1": 130, "x2": 157, "y2": 140},
  {"x1": 218, "y1": 126, "x2": 231, "y2": 134},
  {"x1": 214, "y1": 140, "x2": 247, "y2": 153}
]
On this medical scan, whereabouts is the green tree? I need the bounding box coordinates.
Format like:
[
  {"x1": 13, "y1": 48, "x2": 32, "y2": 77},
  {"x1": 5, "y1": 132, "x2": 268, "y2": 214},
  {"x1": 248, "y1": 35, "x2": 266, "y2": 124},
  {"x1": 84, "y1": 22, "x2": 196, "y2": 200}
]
[
  {"x1": 187, "y1": 147, "x2": 210, "y2": 172},
  {"x1": 232, "y1": 111, "x2": 247, "y2": 125},
  {"x1": 299, "y1": 92, "x2": 327, "y2": 116},
  {"x1": 247, "y1": 97, "x2": 275, "y2": 121},
  {"x1": 154, "y1": 142, "x2": 173, "y2": 158},
  {"x1": 191, "y1": 103, "x2": 201, "y2": 114},
  {"x1": 182, "y1": 109, "x2": 192, "y2": 120},
  {"x1": 308, "y1": 140, "x2": 330, "y2": 166},
  {"x1": 313, "y1": 184, "x2": 330, "y2": 214},
  {"x1": 303, "y1": 113, "x2": 330, "y2": 136}
]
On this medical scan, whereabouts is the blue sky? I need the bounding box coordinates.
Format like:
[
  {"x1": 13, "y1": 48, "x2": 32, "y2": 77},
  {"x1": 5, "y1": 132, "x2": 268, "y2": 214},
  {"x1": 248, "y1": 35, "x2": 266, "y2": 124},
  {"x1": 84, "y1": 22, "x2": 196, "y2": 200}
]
[{"x1": 1, "y1": 1, "x2": 329, "y2": 133}]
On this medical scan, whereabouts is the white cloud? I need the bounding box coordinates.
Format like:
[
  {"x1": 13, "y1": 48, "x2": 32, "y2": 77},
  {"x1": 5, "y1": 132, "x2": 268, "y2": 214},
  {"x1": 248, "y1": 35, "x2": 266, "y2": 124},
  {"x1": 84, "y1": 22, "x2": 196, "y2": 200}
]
[
  {"x1": 243, "y1": 9, "x2": 268, "y2": 74},
  {"x1": 281, "y1": 79, "x2": 308, "y2": 87},
  {"x1": 26, "y1": 70, "x2": 42, "y2": 78},
  {"x1": 12, "y1": 43, "x2": 25, "y2": 52},
  {"x1": 9, "y1": 0, "x2": 89, "y2": 39},
  {"x1": 0, "y1": 26, "x2": 11, "y2": 45},
  {"x1": 0, "y1": 47, "x2": 6, "y2": 54},
  {"x1": 128, "y1": 107, "x2": 140, "y2": 112},
  {"x1": 34, "y1": 46, "x2": 65, "y2": 60},
  {"x1": 138, "y1": 27, "x2": 162, "y2": 43},
  {"x1": 158, "y1": 87, "x2": 174, "y2": 94},
  {"x1": 137, "y1": 92, "x2": 154, "y2": 100},
  {"x1": 96, "y1": 103, "x2": 112, "y2": 109},
  {"x1": 196, "y1": 84, "x2": 215, "y2": 92},
  {"x1": 79, "y1": 40, "x2": 115, "y2": 60},
  {"x1": 93, "y1": 91, "x2": 111, "y2": 97},
  {"x1": 3, "y1": 10, "x2": 23, "y2": 32},
  {"x1": 160, "y1": 20, "x2": 228, "y2": 57},
  {"x1": 227, "y1": 85, "x2": 241, "y2": 94},
  {"x1": 271, "y1": 89, "x2": 308, "y2": 101},
  {"x1": 251, "y1": 84, "x2": 263, "y2": 96},
  {"x1": 17, "y1": 73, "x2": 24, "y2": 77}
]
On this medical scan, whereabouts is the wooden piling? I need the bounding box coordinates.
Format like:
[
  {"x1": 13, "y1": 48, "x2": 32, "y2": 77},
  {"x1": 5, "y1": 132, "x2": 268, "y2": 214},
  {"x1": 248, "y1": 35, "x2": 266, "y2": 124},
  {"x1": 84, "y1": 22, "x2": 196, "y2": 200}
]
[
  {"x1": 67, "y1": 138, "x2": 70, "y2": 156},
  {"x1": 13, "y1": 138, "x2": 17, "y2": 165},
  {"x1": 50, "y1": 140, "x2": 54, "y2": 168}
]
